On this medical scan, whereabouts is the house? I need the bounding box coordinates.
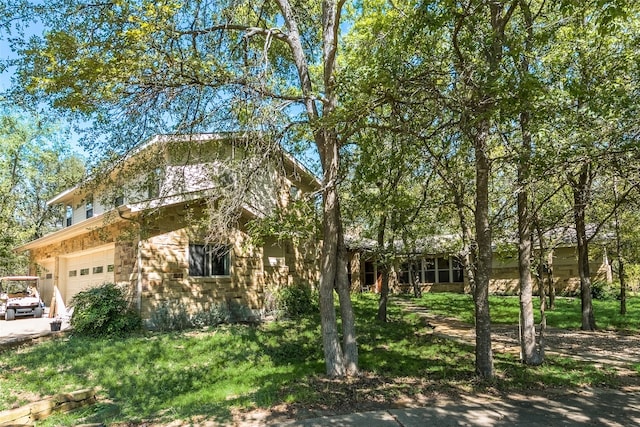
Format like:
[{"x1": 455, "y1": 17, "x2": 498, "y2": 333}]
[
  {"x1": 347, "y1": 229, "x2": 612, "y2": 296},
  {"x1": 17, "y1": 134, "x2": 322, "y2": 318}
]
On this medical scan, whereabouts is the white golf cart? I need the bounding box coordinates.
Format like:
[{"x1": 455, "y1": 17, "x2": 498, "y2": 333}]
[{"x1": 0, "y1": 276, "x2": 44, "y2": 320}]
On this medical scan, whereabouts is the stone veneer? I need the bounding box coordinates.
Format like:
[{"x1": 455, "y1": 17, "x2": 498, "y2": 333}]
[{"x1": 28, "y1": 203, "x2": 321, "y2": 319}]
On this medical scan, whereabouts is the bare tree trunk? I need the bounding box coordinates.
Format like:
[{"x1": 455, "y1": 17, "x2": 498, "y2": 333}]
[
  {"x1": 376, "y1": 213, "x2": 389, "y2": 322},
  {"x1": 319, "y1": 154, "x2": 346, "y2": 376},
  {"x1": 474, "y1": 123, "x2": 494, "y2": 378},
  {"x1": 337, "y1": 217, "x2": 358, "y2": 375},
  {"x1": 517, "y1": 175, "x2": 543, "y2": 365},
  {"x1": 619, "y1": 259, "x2": 626, "y2": 315},
  {"x1": 276, "y1": 0, "x2": 357, "y2": 377},
  {"x1": 517, "y1": 95, "x2": 543, "y2": 364},
  {"x1": 412, "y1": 260, "x2": 422, "y2": 298},
  {"x1": 613, "y1": 179, "x2": 627, "y2": 315},
  {"x1": 572, "y1": 165, "x2": 596, "y2": 331},
  {"x1": 377, "y1": 269, "x2": 390, "y2": 321},
  {"x1": 548, "y1": 261, "x2": 556, "y2": 310},
  {"x1": 454, "y1": 191, "x2": 476, "y2": 294}
]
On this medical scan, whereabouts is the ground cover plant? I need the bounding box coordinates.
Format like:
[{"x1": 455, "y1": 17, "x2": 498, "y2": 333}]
[
  {"x1": 0, "y1": 293, "x2": 635, "y2": 426},
  {"x1": 412, "y1": 292, "x2": 640, "y2": 332}
]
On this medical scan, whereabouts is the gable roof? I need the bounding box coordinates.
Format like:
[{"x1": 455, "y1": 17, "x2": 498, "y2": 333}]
[{"x1": 47, "y1": 133, "x2": 321, "y2": 206}]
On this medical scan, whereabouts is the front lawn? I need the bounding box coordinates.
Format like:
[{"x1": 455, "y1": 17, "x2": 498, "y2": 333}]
[
  {"x1": 412, "y1": 292, "x2": 640, "y2": 332},
  {"x1": 0, "y1": 293, "x2": 634, "y2": 425}
]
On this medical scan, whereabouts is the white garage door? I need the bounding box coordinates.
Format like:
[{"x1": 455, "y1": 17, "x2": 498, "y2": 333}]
[{"x1": 63, "y1": 246, "x2": 115, "y2": 304}]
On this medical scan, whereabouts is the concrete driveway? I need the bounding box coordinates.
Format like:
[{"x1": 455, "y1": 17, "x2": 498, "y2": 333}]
[{"x1": 0, "y1": 314, "x2": 71, "y2": 347}]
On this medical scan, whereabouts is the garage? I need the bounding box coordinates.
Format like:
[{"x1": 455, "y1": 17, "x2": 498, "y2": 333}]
[
  {"x1": 38, "y1": 260, "x2": 55, "y2": 308},
  {"x1": 61, "y1": 245, "x2": 115, "y2": 304}
]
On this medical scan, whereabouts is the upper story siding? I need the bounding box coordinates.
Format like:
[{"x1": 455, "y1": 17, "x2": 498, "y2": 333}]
[{"x1": 48, "y1": 134, "x2": 320, "y2": 230}]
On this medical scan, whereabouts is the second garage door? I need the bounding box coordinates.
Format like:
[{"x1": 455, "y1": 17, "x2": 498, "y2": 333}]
[{"x1": 63, "y1": 246, "x2": 115, "y2": 304}]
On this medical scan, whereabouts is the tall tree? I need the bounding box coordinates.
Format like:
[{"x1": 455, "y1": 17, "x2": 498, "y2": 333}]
[
  {"x1": 543, "y1": 1, "x2": 640, "y2": 330},
  {"x1": 0, "y1": 110, "x2": 84, "y2": 274},
  {"x1": 10, "y1": 0, "x2": 357, "y2": 376}
]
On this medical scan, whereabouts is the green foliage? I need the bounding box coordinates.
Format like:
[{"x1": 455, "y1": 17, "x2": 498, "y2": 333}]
[
  {"x1": 70, "y1": 283, "x2": 141, "y2": 337},
  {"x1": 247, "y1": 198, "x2": 321, "y2": 246},
  {"x1": 147, "y1": 300, "x2": 257, "y2": 332},
  {"x1": 591, "y1": 280, "x2": 619, "y2": 301},
  {"x1": 274, "y1": 285, "x2": 317, "y2": 318},
  {"x1": 0, "y1": 111, "x2": 84, "y2": 274}
]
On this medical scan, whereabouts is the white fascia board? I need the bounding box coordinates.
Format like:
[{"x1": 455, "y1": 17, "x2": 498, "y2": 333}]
[{"x1": 47, "y1": 185, "x2": 80, "y2": 206}]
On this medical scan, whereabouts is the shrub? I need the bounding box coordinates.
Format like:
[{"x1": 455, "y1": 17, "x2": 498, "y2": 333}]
[
  {"x1": 191, "y1": 303, "x2": 231, "y2": 328},
  {"x1": 70, "y1": 283, "x2": 142, "y2": 337},
  {"x1": 591, "y1": 280, "x2": 618, "y2": 300},
  {"x1": 148, "y1": 301, "x2": 234, "y2": 331},
  {"x1": 275, "y1": 284, "x2": 316, "y2": 318},
  {"x1": 147, "y1": 301, "x2": 192, "y2": 331}
]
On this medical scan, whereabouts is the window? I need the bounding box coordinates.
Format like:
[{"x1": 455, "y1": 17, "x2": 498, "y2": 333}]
[
  {"x1": 364, "y1": 261, "x2": 376, "y2": 289},
  {"x1": 437, "y1": 257, "x2": 450, "y2": 283},
  {"x1": 423, "y1": 258, "x2": 436, "y2": 283},
  {"x1": 80, "y1": 268, "x2": 90, "y2": 276},
  {"x1": 85, "y1": 196, "x2": 93, "y2": 219},
  {"x1": 452, "y1": 258, "x2": 464, "y2": 283},
  {"x1": 66, "y1": 205, "x2": 73, "y2": 227},
  {"x1": 290, "y1": 185, "x2": 299, "y2": 200},
  {"x1": 45, "y1": 273, "x2": 52, "y2": 279},
  {"x1": 399, "y1": 261, "x2": 421, "y2": 284},
  {"x1": 107, "y1": 264, "x2": 114, "y2": 272},
  {"x1": 69, "y1": 270, "x2": 77, "y2": 277},
  {"x1": 93, "y1": 266, "x2": 104, "y2": 274},
  {"x1": 399, "y1": 256, "x2": 464, "y2": 284},
  {"x1": 189, "y1": 244, "x2": 230, "y2": 277}
]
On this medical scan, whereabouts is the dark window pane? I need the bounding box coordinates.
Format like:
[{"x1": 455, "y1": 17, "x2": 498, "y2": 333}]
[
  {"x1": 211, "y1": 257, "x2": 227, "y2": 275},
  {"x1": 364, "y1": 261, "x2": 376, "y2": 286},
  {"x1": 399, "y1": 262, "x2": 410, "y2": 284},
  {"x1": 189, "y1": 244, "x2": 206, "y2": 277},
  {"x1": 424, "y1": 258, "x2": 435, "y2": 270},
  {"x1": 438, "y1": 270, "x2": 450, "y2": 283},
  {"x1": 425, "y1": 270, "x2": 436, "y2": 283},
  {"x1": 190, "y1": 244, "x2": 230, "y2": 277}
]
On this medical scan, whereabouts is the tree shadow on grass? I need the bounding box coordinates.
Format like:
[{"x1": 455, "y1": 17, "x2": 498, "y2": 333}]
[{"x1": 5, "y1": 294, "x2": 637, "y2": 425}]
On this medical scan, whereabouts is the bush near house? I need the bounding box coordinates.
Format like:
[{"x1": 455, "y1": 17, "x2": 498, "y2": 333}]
[
  {"x1": 70, "y1": 283, "x2": 142, "y2": 337},
  {"x1": 275, "y1": 284, "x2": 317, "y2": 318}
]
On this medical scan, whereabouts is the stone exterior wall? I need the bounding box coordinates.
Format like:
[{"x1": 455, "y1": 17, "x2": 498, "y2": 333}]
[
  {"x1": 284, "y1": 239, "x2": 321, "y2": 289},
  {"x1": 129, "y1": 205, "x2": 266, "y2": 318},
  {"x1": 26, "y1": 203, "x2": 321, "y2": 320}
]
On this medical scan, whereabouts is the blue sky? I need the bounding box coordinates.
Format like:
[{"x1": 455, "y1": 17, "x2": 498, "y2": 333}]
[
  {"x1": 0, "y1": 37, "x2": 16, "y2": 91},
  {"x1": 1, "y1": 29, "x2": 89, "y2": 157}
]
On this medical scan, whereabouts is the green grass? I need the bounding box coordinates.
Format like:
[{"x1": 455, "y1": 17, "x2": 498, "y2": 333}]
[
  {"x1": 411, "y1": 292, "x2": 640, "y2": 332},
  {"x1": 0, "y1": 293, "x2": 636, "y2": 425}
]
